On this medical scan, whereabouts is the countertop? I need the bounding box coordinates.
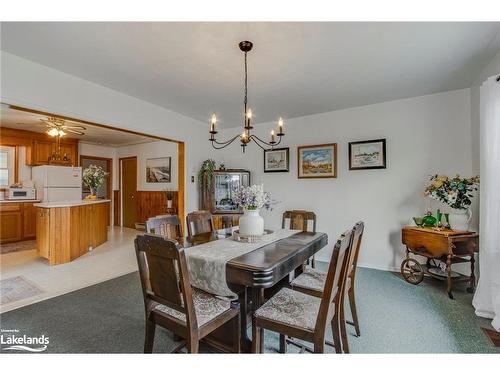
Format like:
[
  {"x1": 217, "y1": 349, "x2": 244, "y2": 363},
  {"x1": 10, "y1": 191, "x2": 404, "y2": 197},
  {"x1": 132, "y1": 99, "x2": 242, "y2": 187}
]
[
  {"x1": 0, "y1": 199, "x2": 41, "y2": 204},
  {"x1": 34, "y1": 199, "x2": 111, "y2": 208}
]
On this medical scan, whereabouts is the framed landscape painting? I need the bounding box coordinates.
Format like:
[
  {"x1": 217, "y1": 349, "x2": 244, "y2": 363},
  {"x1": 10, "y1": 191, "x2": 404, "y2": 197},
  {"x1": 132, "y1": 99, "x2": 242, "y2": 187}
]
[
  {"x1": 297, "y1": 143, "x2": 337, "y2": 178},
  {"x1": 146, "y1": 157, "x2": 171, "y2": 183},
  {"x1": 348, "y1": 139, "x2": 387, "y2": 170},
  {"x1": 264, "y1": 147, "x2": 289, "y2": 172}
]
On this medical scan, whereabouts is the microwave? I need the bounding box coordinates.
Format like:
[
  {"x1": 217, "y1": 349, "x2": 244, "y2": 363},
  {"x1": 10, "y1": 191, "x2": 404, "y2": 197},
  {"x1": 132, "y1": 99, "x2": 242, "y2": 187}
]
[{"x1": 7, "y1": 187, "x2": 36, "y2": 200}]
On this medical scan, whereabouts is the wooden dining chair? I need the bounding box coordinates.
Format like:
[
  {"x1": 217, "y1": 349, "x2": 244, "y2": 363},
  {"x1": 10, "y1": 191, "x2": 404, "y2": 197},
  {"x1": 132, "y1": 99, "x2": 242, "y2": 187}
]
[
  {"x1": 134, "y1": 234, "x2": 241, "y2": 353},
  {"x1": 290, "y1": 221, "x2": 365, "y2": 353},
  {"x1": 252, "y1": 230, "x2": 353, "y2": 354},
  {"x1": 282, "y1": 210, "x2": 317, "y2": 267},
  {"x1": 186, "y1": 210, "x2": 215, "y2": 237},
  {"x1": 145, "y1": 215, "x2": 182, "y2": 241}
]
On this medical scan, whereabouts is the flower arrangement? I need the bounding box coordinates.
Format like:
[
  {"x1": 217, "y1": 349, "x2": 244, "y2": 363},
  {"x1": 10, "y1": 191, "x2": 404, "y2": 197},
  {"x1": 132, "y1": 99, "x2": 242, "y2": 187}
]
[
  {"x1": 233, "y1": 184, "x2": 273, "y2": 211},
  {"x1": 83, "y1": 165, "x2": 108, "y2": 196},
  {"x1": 424, "y1": 174, "x2": 479, "y2": 210}
]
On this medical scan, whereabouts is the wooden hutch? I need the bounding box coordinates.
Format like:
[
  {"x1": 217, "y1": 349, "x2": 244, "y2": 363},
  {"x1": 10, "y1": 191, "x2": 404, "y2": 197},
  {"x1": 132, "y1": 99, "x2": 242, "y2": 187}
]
[{"x1": 200, "y1": 169, "x2": 250, "y2": 229}]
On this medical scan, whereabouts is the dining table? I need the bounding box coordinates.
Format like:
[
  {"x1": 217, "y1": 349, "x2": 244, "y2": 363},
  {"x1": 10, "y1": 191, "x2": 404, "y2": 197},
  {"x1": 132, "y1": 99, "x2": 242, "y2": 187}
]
[{"x1": 181, "y1": 227, "x2": 328, "y2": 352}]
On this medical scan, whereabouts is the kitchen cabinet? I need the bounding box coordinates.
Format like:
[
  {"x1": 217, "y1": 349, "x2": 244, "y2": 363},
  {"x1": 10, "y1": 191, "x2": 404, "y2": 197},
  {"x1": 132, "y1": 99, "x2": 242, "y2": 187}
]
[
  {"x1": 0, "y1": 202, "x2": 38, "y2": 244},
  {"x1": 23, "y1": 202, "x2": 37, "y2": 239},
  {"x1": 36, "y1": 201, "x2": 110, "y2": 265},
  {"x1": 0, "y1": 203, "x2": 23, "y2": 243},
  {"x1": 26, "y1": 140, "x2": 78, "y2": 166}
]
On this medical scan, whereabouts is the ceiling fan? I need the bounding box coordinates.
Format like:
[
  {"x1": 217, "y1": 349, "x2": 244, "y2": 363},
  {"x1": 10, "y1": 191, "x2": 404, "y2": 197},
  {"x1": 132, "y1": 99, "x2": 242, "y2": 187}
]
[{"x1": 17, "y1": 116, "x2": 86, "y2": 137}]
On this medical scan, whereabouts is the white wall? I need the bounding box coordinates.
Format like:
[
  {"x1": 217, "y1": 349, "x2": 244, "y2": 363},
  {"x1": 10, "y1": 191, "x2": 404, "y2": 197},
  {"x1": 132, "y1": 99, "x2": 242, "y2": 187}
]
[
  {"x1": 116, "y1": 140, "x2": 179, "y2": 191},
  {"x1": 210, "y1": 89, "x2": 474, "y2": 271},
  {"x1": 1, "y1": 51, "x2": 210, "y2": 216}
]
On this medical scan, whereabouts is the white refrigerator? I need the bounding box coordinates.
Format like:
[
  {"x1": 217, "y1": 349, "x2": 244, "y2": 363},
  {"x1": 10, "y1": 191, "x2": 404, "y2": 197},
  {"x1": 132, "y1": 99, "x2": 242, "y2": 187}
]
[{"x1": 32, "y1": 165, "x2": 83, "y2": 203}]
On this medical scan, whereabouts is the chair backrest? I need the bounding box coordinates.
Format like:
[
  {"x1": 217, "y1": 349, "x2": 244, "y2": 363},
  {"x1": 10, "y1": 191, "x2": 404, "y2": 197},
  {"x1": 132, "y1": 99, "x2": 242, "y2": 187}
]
[
  {"x1": 282, "y1": 210, "x2": 317, "y2": 232},
  {"x1": 346, "y1": 221, "x2": 364, "y2": 282},
  {"x1": 186, "y1": 210, "x2": 215, "y2": 237},
  {"x1": 134, "y1": 234, "x2": 197, "y2": 329},
  {"x1": 314, "y1": 229, "x2": 353, "y2": 334},
  {"x1": 146, "y1": 215, "x2": 182, "y2": 241}
]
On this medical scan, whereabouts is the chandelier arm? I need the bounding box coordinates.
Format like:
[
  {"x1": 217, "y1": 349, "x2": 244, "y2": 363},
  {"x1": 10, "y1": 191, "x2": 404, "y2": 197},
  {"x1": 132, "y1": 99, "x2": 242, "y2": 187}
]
[
  {"x1": 249, "y1": 134, "x2": 283, "y2": 148},
  {"x1": 248, "y1": 135, "x2": 269, "y2": 151},
  {"x1": 210, "y1": 134, "x2": 241, "y2": 149}
]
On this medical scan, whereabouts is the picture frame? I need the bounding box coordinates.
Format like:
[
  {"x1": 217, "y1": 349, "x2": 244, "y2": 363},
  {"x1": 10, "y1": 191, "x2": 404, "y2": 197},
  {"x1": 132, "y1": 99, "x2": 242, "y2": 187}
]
[
  {"x1": 297, "y1": 143, "x2": 337, "y2": 179},
  {"x1": 264, "y1": 147, "x2": 290, "y2": 173},
  {"x1": 146, "y1": 157, "x2": 172, "y2": 183},
  {"x1": 348, "y1": 139, "x2": 387, "y2": 170}
]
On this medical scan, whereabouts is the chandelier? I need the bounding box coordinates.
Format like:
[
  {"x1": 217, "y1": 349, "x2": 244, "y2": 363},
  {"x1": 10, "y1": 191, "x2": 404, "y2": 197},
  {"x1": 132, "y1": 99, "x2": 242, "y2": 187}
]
[{"x1": 209, "y1": 41, "x2": 285, "y2": 152}]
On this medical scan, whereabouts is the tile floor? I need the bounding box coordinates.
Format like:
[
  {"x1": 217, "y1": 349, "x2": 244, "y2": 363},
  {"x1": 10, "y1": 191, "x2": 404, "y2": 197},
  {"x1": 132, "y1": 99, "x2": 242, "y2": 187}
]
[{"x1": 0, "y1": 227, "x2": 140, "y2": 313}]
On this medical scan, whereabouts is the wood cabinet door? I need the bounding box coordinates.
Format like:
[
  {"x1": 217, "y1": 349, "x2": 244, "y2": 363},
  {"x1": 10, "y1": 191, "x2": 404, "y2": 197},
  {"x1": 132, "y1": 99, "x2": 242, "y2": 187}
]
[
  {"x1": 0, "y1": 210, "x2": 23, "y2": 243},
  {"x1": 23, "y1": 203, "x2": 37, "y2": 239},
  {"x1": 36, "y1": 208, "x2": 50, "y2": 259},
  {"x1": 33, "y1": 140, "x2": 55, "y2": 165}
]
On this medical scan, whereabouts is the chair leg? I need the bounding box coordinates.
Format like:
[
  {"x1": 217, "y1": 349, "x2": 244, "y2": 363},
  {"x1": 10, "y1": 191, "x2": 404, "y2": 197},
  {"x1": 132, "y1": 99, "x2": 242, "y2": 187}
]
[
  {"x1": 313, "y1": 341, "x2": 324, "y2": 353},
  {"x1": 252, "y1": 320, "x2": 262, "y2": 353},
  {"x1": 144, "y1": 317, "x2": 156, "y2": 353},
  {"x1": 279, "y1": 334, "x2": 286, "y2": 353},
  {"x1": 331, "y1": 312, "x2": 342, "y2": 354},
  {"x1": 311, "y1": 255, "x2": 316, "y2": 269},
  {"x1": 187, "y1": 338, "x2": 199, "y2": 353},
  {"x1": 348, "y1": 287, "x2": 361, "y2": 337},
  {"x1": 340, "y1": 302, "x2": 350, "y2": 354}
]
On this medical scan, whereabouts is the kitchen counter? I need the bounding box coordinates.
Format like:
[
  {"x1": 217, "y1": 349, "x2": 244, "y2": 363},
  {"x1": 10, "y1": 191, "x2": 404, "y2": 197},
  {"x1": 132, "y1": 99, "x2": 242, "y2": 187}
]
[
  {"x1": 0, "y1": 199, "x2": 41, "y2": 203},
  {"x1": 34, "y1": 199, "x2": 111, "y2": 208}
]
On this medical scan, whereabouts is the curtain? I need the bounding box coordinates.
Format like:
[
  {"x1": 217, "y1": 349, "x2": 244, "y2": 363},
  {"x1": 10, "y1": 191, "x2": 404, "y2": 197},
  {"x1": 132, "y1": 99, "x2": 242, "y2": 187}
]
[{"x1": 473, "y1": 75, "x2": 500, "y2": 331}]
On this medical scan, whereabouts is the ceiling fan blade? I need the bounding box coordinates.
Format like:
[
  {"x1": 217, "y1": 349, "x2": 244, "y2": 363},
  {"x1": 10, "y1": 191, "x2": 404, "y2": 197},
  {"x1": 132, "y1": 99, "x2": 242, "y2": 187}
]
[
  {"x1": 64, "y1": 129, "x2": 85, "y2": 135},
  {"x1": 63, "y1": 125, "x2": 87, "y2": 131}
]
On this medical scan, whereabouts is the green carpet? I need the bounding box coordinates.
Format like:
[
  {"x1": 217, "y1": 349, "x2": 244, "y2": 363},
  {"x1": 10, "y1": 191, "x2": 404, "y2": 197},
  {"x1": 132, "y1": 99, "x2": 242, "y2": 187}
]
[{"x1": 0, "y1": 267, "x2": 498, "y2": 353}]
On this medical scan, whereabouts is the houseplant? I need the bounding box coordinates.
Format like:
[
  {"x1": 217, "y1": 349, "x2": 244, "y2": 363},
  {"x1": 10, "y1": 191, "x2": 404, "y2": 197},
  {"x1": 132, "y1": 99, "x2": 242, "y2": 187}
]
[
  {"x1": 424, "y1": 174, "x2": 479, "y2": 230},
  {"x1": 198, "y1": 159, "x2": 216, "y2": 191},
  {"x1": 233, "y1": 184, "x2": 273, "y2": 236},
  {"x1": 83, "y1": 165, "x2": 108, "y2": 199}
]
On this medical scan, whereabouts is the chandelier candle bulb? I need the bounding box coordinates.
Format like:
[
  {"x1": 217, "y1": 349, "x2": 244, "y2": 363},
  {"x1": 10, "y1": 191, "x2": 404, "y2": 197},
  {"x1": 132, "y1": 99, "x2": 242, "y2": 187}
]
[
  {"x1": 271, "y1": 129, "x2": 276, "y2": 143},
  {"x1": 278, "y1": 117, "x2": 284, "y2": 135}
]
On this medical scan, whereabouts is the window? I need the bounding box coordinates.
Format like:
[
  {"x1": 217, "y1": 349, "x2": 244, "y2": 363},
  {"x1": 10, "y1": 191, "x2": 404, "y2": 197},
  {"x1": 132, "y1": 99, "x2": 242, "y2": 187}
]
[{"x1": 0, "y1": 146, "x2": 16, "y2": 188}]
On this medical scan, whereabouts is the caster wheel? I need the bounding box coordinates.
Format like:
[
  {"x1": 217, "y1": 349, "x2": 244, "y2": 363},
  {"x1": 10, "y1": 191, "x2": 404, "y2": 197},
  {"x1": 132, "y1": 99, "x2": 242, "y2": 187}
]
[{"x1": 401, "y1": 258, "x2": 424, "y2": 285}]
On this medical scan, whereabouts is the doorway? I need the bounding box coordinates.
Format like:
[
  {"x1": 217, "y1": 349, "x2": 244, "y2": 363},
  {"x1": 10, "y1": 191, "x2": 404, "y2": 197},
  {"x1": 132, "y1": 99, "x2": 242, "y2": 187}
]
[{"x1": 120, "y1": 156, "x2": 137, "y2": 228}]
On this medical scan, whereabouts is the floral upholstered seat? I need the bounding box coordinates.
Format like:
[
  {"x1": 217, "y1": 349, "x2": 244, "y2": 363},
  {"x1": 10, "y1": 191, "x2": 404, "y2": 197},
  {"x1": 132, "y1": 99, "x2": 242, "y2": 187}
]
[
  {"x1": 254, "y1": 288, "x2": 321, "y2": 331},
  {"x1": 290, "y1": 267, "x2": 327, "y2": 292},
  {"x1": 154, "y1": 288, "x2": 231, "y2": 327}
]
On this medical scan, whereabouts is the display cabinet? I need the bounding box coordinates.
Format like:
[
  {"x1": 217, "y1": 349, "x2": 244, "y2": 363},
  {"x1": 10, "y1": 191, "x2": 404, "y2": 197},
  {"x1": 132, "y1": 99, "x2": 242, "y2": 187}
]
[{"x1": 201, "y1": 169, "x2": 250, "y2": 215}]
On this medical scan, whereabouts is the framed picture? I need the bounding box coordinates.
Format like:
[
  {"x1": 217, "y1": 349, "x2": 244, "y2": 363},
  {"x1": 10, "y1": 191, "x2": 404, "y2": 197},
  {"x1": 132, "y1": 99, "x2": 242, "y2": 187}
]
[
  {"x1": 297, "y1": 143, "x2": 337, "y2": 179},
  {"x1": 264, "y1": 147, "x2": 289, "y2": 173},
  {"x1": 348, "y1": 139, "x2": 387, "y2": 170},
  {"x1": 146, "y1": 157, "x2": 171, "y2": 183}
]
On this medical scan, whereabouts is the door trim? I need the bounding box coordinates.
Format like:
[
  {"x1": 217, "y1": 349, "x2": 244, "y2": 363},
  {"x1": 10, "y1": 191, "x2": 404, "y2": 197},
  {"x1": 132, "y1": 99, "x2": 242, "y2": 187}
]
[{"x1": 119, "y1": 156, "x2": 137, "y2": 228}]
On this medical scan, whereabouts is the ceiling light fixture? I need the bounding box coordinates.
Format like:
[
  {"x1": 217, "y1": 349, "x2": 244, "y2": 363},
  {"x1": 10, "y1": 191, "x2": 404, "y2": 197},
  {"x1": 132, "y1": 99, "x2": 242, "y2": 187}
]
[{"x1": 208, "y1": 41, "x2": 285, "y2": 153}]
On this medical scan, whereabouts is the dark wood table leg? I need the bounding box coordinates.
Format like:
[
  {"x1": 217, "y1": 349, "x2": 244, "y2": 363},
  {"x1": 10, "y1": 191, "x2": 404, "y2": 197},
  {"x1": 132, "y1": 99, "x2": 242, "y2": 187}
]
[
  {"x1": 446, "y1": 253, "x2": 453, "y2": 299},
  {"x1": 237, "y1": 287, "x2": 252, "y2": 352},
  {"x1": 467, "y1": 254, "x2": 476, "y2": 293}
]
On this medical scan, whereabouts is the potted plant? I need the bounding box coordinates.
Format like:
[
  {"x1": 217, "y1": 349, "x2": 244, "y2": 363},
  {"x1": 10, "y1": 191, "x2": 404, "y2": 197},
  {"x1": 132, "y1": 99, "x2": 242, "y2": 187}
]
[
  {"x1": 424, "y1": 174, "x2": 479, "y2": 230},
  {"x1": 83, "y1": 165, "x2": 108, "y2": 200},
  {"x1": 233, "y1": 184, "x2": 273, "y2": 236},
  {"x1": 198, "y1": 159, "x2": 216, "y2": 191}
]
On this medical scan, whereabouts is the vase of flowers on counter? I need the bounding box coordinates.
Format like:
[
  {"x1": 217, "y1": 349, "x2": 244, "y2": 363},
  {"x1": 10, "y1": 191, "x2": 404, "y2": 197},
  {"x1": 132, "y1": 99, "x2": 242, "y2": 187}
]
[
  {"x1": 233, "y1": 184, "x2": 273, "y2": 236},
  {"x1": 424, "y1": 174, "x2": 479, "y2": 230},
  {"x1": 83, "y1": 165, "x2": 108, "y2": 200}
]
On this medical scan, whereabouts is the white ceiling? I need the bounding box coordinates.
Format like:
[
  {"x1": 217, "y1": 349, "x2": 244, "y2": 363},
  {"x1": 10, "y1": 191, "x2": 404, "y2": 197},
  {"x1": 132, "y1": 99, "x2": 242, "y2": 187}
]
[
  {"x1": 1, "y1": 22, "x2": 500, "y2": 128},
  {"x1": 0, "y1": 105, "x2": 159, "y2": 147}
]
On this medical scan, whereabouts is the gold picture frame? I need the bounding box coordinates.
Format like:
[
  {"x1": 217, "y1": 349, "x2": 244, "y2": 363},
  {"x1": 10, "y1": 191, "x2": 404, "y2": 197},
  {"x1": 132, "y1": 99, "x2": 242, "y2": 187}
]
[{"x1": 297, "y1": 143, "x2": 337, "y2": 179}]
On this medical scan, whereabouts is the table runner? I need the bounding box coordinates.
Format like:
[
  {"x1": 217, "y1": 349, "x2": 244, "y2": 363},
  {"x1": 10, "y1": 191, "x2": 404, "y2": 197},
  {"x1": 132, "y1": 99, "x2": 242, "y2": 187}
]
[{"x1": 184, "y1": 229, "x2": 301, "y2": 299}]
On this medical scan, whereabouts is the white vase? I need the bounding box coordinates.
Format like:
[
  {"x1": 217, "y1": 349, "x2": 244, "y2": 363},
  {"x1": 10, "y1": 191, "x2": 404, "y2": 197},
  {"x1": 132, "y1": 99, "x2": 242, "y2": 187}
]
[
  {"x1": 239, "y1": 208, "x2": 264, "y2": 236},
  {"x1": 167, "y1": 200, "x2": 173, "y2": 209},
  {"x1": 449, "y1": 208, "x2": 472, "y2": 231}
]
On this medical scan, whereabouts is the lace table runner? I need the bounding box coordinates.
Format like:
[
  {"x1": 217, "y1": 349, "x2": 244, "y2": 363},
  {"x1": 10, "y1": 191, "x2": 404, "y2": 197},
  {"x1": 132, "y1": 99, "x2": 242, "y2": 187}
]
[{"x1": 184, "y1": 229, "x2": 301, "y2": 299}]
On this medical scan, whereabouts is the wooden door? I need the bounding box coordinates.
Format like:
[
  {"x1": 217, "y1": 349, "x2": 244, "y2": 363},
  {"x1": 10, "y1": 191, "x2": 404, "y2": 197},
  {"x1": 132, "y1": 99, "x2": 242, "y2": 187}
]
[
  {"x1": 23, "y1": 202, "x2": 37, "y2": 239},
  {"x1": 121, "y1": 157, "x2": 137, "y2": 228}
]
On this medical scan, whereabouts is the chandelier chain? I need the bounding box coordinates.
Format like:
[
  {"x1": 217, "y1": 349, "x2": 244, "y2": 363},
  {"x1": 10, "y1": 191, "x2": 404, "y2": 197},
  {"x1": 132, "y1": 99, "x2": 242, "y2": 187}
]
[{"x1": 244, "y1": 51, "x2": 248, "y2": 115}]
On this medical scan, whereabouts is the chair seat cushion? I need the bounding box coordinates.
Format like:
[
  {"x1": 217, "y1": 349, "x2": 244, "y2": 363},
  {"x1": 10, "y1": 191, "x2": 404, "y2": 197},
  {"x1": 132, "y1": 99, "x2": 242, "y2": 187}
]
[
  {"x1": 290, "y1": 267, "x2": 327, "y2": 292},
  {"x1": 254, "y1": 288, "x2": 321, "y2": 331},
  {"x1": 154, "y1": 288, "x2": 231, "y2": 327}
]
